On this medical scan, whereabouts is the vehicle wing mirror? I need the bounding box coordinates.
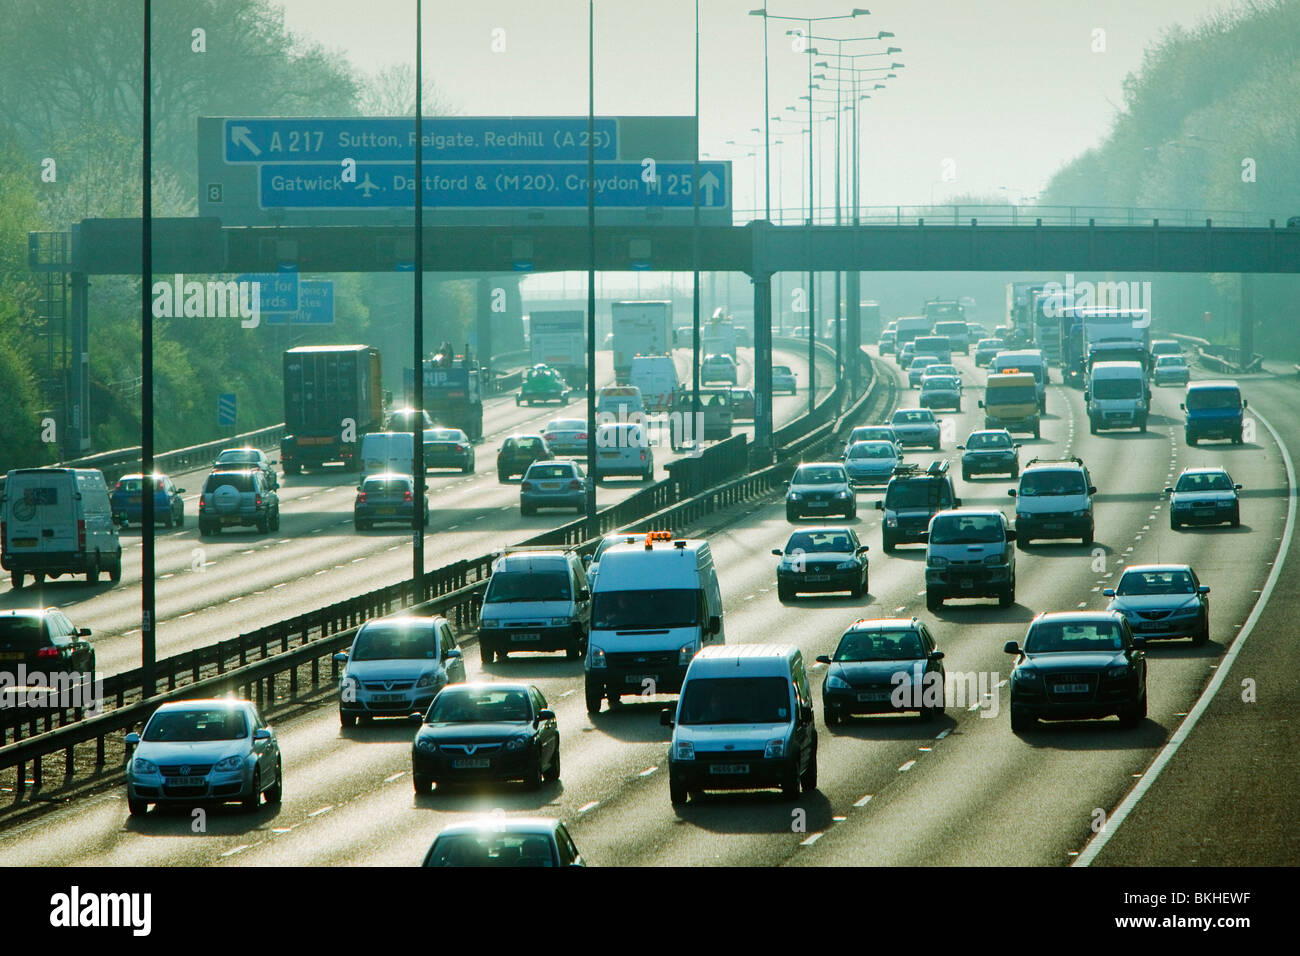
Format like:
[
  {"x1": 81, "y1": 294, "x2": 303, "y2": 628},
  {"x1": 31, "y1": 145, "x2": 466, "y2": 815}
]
[
  {"x1": 1007, "y1": 489, "x2": 1017, "y2": 497},
  {"x1": 1002, "y1": 640, "x2": 1021, "y2": 656},
  {"x1": 1132, "y1": 637, "x2": 1147, "y2": 650},
  {"x1": 1234, "y1": 484, "x2": 1242, "y2": 491},
  {"x1": 125, "y1": 732, "x2": 141, "y2": 748},
  {"x1": 582, "y1": 554, "x2": 592, "y2": 566},
  {"x1": 177, "y1": 488, "x2": 186, "y2": 494},
  {"x1": 953, "y1": 497, "x2": 962, "y2": 507},
  {"x1": 253, "y1": 728, "x2": 272, "y2": 742},
  {"x1": 799, "y1": 703, "x2": 814, "y2": 724},
  {"x1": 874, "y1": 501, "x2": 883, "y2": 510},
  {"x1": 917, "y1": 531, "x2": 928, "y2": 542},
  {"x1": 659, "y1": 708, "x2": 674, "y2": 727},
  {"x1": 771, "y1": 548, "x2": 783, "y2": 556},
  {"x1": 332, "y1": 652, "x2": 348, "y2": 664},
  {"x1": 77, "y1": 627, "x2": 91, "y2": 636},
  {"x1": 1179, "y1": 403, "x2": 1185, "y2": 410},
  {"x1": 708, "y1": 615, "x2": 721, "y2": 635},
  {"x1": 1198, "y1": 585, "x2": 1210, "y2": 595},
  {"x1": 930, "y1": 651, "x2": 945, "y2": 661},
  {"x1": 1004, "y1": 529, "x2": 1017, "y2": 542},
  {"x1": 858, "y1": 545, "x2": 869, "y2": 554},
  {"x1": 444, "y1": 648, "x2": 462, "y2": 659},
  {"x1": 1242, "y1": 399, "x2": 1248, "y2": 408},
  {"x1": 577, "y1": 588, "x2": 591, "y2": 602},
  {"x1": 1088, "y1": 486, "x2": 1097, "y2": 495},
  {"x1": 977, "y1": 400, "x2": 985, "y2": 408},
  {"x1": 1164, "y1": 487, "x2": 1173, "y2": 494},
  {"x1": 956, "y1": 445, "x2": 965, "y2": 450},
  {"x1": 1083, "y1": 391, "x2": 1090, "y2": 401},
  {"x1": 537, "y1": 710, "x2": 556, "y2": 722},
  {"x1": 815, "y1": 655, "x2": 832, "y2": 665}
]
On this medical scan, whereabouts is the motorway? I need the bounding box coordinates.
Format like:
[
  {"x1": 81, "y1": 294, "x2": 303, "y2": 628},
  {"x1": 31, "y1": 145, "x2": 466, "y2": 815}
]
[
  {"x1": 0, "y1": 346, "x2": 1289, "y2": 866},
  {"x1": 0, "y1": 345, "x2": 829, "y2": 682}
]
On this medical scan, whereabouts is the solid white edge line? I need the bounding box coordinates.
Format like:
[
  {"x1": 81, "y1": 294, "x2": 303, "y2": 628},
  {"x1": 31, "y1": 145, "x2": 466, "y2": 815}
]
[{"x1": 1074, "y1": 406, "x2": 1295, "y2": 867}]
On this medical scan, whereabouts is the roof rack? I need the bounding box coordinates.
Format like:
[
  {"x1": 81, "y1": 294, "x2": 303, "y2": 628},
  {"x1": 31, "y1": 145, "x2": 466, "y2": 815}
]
[
  {"x1": 926, "y1": 460, "x2": 949, "y2": 476},
  {"x1": 891, "y1": 463, "x2": 923, "y2": 476},
  {"x1": 1025, "y1": 456, "x2": 1084, "y2": 468}
]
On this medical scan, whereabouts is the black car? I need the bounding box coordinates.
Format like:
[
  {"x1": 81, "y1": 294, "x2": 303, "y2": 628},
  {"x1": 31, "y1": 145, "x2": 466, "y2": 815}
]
[
  {"x1": 772, "y1": 526, "x2": 868, "y2": 600},
  {"x1": 212, "y1": 447, "x2": 278, "y2": 490},
  {"x1": 1004, "y1": 611, "x2": 1147, "y2": 733},
  {"x1": 424, "y1": 428, "x2": 475, "y2": 474},
  {"x1": 411, "y1": 682, "x2": 560, "y2": 794},
  {"x1": 958, "y1": 430, "x2": 1020, "y2": 480},
  {"x1": 0, "y1": 608, "x2": 96, "y2": 711},
  {"x1": 353, "y1": 473, "x2": 429, "y2": 530},
  {"x1": 817, "y1": 618, "x2": 944, "y2": 724},
  {"x1": 497, "y1": 434, "x2": 554, "y2": 481},
  {"x1": 421, "y1": 818, "x2": 585, "y2": 867}
]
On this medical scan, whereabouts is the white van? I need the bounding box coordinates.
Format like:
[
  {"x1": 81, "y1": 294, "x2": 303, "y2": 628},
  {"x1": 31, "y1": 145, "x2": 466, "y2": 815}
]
[
  {"x1": 629, "y1": 355, "x2": 679, "y2": 412},
  {"x1": 2, "y1": 468, "x2": 123, "y2": 588},
  {"x1": 989, "y1": 349, "x2": 1049, "y2": 413},
  {"x1": 595, "y1": 385, "x2": 645, "y2": 426},
  {"x1": 1086, "y1": 361, "x2": 1149, "y2": 433},
  {"x1": 584, "y1": 532, "x2": 724, "y2": 715},
  {"x1": 360, "y1": 431, "x2": 415, "y2": 478},
  {"x1": 661, "y1": 644, "x2": 818, "y2": 804}
]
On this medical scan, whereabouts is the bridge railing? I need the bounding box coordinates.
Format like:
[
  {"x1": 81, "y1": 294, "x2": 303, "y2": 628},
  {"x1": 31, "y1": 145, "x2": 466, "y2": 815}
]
[{"x1": 735, "y1": 203, "x2": 1276, "y2": 228}]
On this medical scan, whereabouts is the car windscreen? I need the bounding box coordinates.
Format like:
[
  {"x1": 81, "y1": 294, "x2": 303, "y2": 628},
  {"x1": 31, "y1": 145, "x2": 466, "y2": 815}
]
[
  {"x1": 507, "y1": 437, "x2": 545, "y2": 451},
  {"x1": 1185, "y1": 387, "x2": 1241, "y2": 411},
  {"x1": 928, "y1": 515, "x2": 1004, "y2": 544},
  {"x1": 1093, "y1": 378, "x2": 1143, "y2": 400},
  {"x1": 885, "y1": 479, "x2": 952, "y2": 510},
  {"x1": 428, "y1": 429, "x2": 463, "y2": 441},
  {"x1": 1174, "y1": 472, "x2": 1232, "y2": 492},
  {"x1": 484, "y1": 570, "x2": 571, "y2": 603},
  {"x1": 892, "y1": 411, "x2": 934, "y2": 425},
  {"x1": 525, "y1": 464, "x2": 575, "y2": 480},
  {"x1": 909, "y1": 358, "x2": 936, "y2": 370},
  {"x1": 922, "y1": 377, "x2": 958, "y2": 390},
  {"x1": 0, "y1": 617, "x2": 47, "y2": 649},
  {"x1": 143, "y1": 708, "x2": 248, "y2": 742},
  {"x1": 548, "y1": 420, "x2": 584, "y2": 432},
  {"x1": 834, "y1": 631, "x2": 923, "y2": 662},
  {"x1": 986, "y1": 385, "x2": 1037, "y2": 404},
  {"x1": 967, "y1": 433, "x2": 1010, "y2": 449},
  {"x1": 362, "y1": 477, "x2": 411, "y2": 494},
  {"x1": 592, "y1": 588, "x2": 699, "y2": 630},
  {"x1": 1156, "y1": 356, "x2": 1185, "y2": 367},
  {"x1": 204, "y1": 473, "x2": 254, "y2": 493},
  {"x1": 678, "y1": 676, "x2": 791, "y2": 725},
  {"x1": 352, "y1": 623, "x2": 438, "y2": 660},
  {"x1": 792, "y1": 466, "x2": 846, "y2": 484},
  {"x1": 852, "y1": 428, "x2": 890, "y2": 443},
  {"x1": 785, "y1": 531, "x2": 854, "y2": 554},
  {"x1": 1116, "y1": 570, "x2": 1195, "y2": 595},
  {"x1": 425, "y1": 832, "x2": 554, "y2": 867},
  {"x1": 216, "y1": 451, "x2": 258, "y2": 464},
  {"x1": 427, "y1": 687, "x2": 531, "y2": 723},
  {"x1": 1018, "y1": 470, "x2": 1086, "y2": 496},
  {"x1": 849, "y1": 443, "x2": 894, "y2": 459},
  {"x1": 773, "y1": 366, "x2": 793, "y2": 375},
  {"x1": 1024, "y1": 621, "x2": 1123, "y2": 653},
  {"x1": 978, "y1": 339, "x2": 1004, "y2": 349}
]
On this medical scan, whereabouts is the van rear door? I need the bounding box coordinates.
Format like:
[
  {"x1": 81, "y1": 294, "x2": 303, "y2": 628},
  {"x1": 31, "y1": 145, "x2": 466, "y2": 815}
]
[{"x1": 6, "y1": 471, "x2": 76, "y2": 556}]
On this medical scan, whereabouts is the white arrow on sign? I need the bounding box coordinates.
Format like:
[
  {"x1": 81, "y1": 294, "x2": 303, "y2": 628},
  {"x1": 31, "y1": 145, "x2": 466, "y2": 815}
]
[
  {"x1": 231, "y1": 125, "x2": 261, "y2": 157},
  {"x1": 699, "y1": 170, "x2": 720, "y2": 205}
]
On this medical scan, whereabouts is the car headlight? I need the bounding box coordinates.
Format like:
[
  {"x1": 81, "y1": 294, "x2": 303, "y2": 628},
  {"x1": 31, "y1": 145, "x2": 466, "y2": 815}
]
[
  {"x1": 836, "y1": 560, "x2": 858, "y2": 570},
  {"x1": 764, "y1": 739, "x2": 786, "y2": 759},
  {"x1": 928, "y1": 555, "x2": 950, "y2": 568},
  {"x1": 836, "y1": 490, "x2": 851, "y2": 498},
  {"x1": 675, "y1": 741, "x2": 695, "y2": 761},
  {"x1": 416, "y1": 673, "x2": 437, "y2": 689},
  {"x1": 549, "y1": 617, "x2": 572, "y2": 627},
  {"x1": 788, "y1": 491, "x2": 803, "y2": 500},
  {"x1": 588, "y1": 645, "x2": 607, "y2": 668},
  {"x1": 1072, "y1": 509, "x2": 1091, "y2": 518},
  {"x1": 826, "y1": 674, "x2": 850, "y2": 690},
  {"x1": 1171, "y1": 605, "x2": 1200, "y2": 618},
  {"x1": 1106, "y1": 665, "x2": 1130, "y2": 679},
  {"x1": 132, "y1": 757, "x2": 158, "y2": 775},
  {"x1": 983, "y1": 554, "x2": 1003, "y2": 566},
  {"x1": 505, "y1": 735, "x2": 531, "y2": 751},
  {"x1": 1012, "y1": 668, "x2": 1040, "y2": 687},
  {"x1": 678, "y1": 642, "x2": 697, "y2": 666},
  {"x1": 885, "y1": 516, "x2": 898, "y2": 527},
  {"x1": 480, "y1": 618, "x2": 501, "y2": 629},
  {"x1": 415, "y1": 737, "x2": 438, "y2": 753},
  {"x1": 1016, "y1": 512, "x2": 1028, "y2": 522},
  {"x1": 214, "y1": 755, "x2": 243, "y2": 773}
]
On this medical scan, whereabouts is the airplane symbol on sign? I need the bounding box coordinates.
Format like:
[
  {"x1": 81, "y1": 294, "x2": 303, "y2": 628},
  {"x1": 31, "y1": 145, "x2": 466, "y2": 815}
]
[{"x1": 356, "y1": 173, "x2": 380, "y2": 198}]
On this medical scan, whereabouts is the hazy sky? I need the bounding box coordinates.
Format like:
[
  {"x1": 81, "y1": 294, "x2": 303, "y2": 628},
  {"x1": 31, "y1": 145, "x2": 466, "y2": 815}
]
[{"x1": 273, "y1": 0, "x2": 1242, "y2": 217}]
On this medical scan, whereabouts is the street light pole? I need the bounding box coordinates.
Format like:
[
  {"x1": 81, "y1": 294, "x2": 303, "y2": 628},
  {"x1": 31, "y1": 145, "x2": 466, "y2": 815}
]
[
  {"x1": 412, "y1": 0, "x2": 426, "y2": 588},
  {"x1": 585, "y1": 0, "x2": 598, "y2": 538}
]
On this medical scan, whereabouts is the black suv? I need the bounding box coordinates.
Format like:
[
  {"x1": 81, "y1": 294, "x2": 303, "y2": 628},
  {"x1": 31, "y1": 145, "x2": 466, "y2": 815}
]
[
  {"x1": 875, "y1": 461, "x2": 960, "y2": 552},
  {"x1": 0, "y1": 608, "x2": 96, "y2": 711},
  {"x1": 497, "y1": 434, "x2": 555, "y2": 482},
  {"x1": 199, "y1": 470, "x2": 281, "y2": 536}
]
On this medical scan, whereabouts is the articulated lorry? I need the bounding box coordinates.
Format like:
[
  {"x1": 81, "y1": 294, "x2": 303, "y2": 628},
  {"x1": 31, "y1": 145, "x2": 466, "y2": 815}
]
[
  {"x1": 528, "y1": 309, "x2": 587, "y2": 388},
  {"x1": 611, "y1": 300, "x2": 674, "y2": 384},
  {"x1": 406, "y1": 349, "x2": 484, "y2": 441},
  {"x1": 281, "y1": 345, "x2": 384, "y2": 474}
]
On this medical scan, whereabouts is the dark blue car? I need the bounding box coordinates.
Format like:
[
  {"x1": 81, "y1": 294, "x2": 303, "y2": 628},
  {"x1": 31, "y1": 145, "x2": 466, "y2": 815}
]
[{"x1": 111, "y1": 473, "x2": 185, "y2": 528}]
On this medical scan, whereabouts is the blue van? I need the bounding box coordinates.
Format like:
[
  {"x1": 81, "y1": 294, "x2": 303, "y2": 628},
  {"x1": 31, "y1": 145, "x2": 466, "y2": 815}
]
[{"x1": 1181, "y1": 381, "x2": 1246, "y2": 445}]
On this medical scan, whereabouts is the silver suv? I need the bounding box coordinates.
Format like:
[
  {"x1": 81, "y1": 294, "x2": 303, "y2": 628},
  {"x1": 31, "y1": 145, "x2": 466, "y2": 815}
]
[
  {"x1": 1008, "y1": 457, "x2": 1096, "y2": 547},
  {"x1": 199, "y1": 470, "x2": 280, "y2": 536},
  {"x1": 921, "y1": 509, "x2": 1017, "y2": 610}
]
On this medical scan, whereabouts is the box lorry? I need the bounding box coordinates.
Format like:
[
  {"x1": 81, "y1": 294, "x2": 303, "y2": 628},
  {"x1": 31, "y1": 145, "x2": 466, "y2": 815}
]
[
  {"x1": 611, "y1": 300, "x2": 674, "y2": 384},
  {"x1": 528, "y1": 309, "x2": 586, "y2": 388},
  {"x1": 281, "y1": 345, "x2": 384, "y2": 474}
]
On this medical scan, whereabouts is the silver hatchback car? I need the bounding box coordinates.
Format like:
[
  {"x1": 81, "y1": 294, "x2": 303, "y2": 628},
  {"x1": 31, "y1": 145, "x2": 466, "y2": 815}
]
[
  {"x1": 520, "y1": 460, "x2": 590, "y2": 515},
  {"x1": 125, "y1": 699, "x2": 282, "y2": 816}
]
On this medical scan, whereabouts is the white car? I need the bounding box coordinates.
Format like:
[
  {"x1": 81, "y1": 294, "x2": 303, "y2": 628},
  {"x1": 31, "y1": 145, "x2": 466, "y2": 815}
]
[
  {"x1": 921, "y1": 363, "x2": 961, "y2": 383},
  {"x1": 701, "y1": 354, "x2": 738, "y2": 385},
  {"x1": 593, "y1": 423, "x2": 654, "y2": 482},
  {"x1": 771, "y1": 365, "x2": 798, "y2": 394}
]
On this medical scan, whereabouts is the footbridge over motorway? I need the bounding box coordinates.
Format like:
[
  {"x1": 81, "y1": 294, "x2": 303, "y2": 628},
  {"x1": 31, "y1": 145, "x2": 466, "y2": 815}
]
[{"x1": 30, "y1": 214, "x2": 1300, "y2": 457}]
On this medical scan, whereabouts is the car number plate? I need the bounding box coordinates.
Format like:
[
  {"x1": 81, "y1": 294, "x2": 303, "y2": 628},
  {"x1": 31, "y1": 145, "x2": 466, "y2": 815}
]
[
  {"x1": 452, "y1": 758, "x2": 491, "y2": 769},
  {"x1": 128, "y1": 496, "x2": 141, "y2": 504},
  {"x1": 960, "y1": 578, "x2": 974, "y2": 589},
  {"x1": 372, "y1": 693, "x2": 407, "y2": 703},
  {"x1": 1193, "y1": 509, "x2": 1214, "y2": 518},
  {"x1": 599, "y1": 451, "x2": 620, "y2": 458},
  {"x1": 512, "y1": 633, "x2": 541, "y2": 642},
  {"x1": 12, "y1": 538, "x2": 36, "y2": 548},
  {"x1": 709, "y1": 764, "x2": 750, "y2": 775},
  {"x1": 808, "y1": 501, "x2": 829, "y2": 508},
  {"x1": 1144, "y1": 623, "x2": 1173, "y2": 631},
  {"x1": 805, "y1": 574, "x2": 830, "y2": 582},
  {"x1": 378, "y1": 507, "x2": 396, "y2": 515},
  {"x1": 625, "y1": 674, "x2": 656, "y2": 684},
  {"x1": 1044, "y1": 523, "x2": 1064, "y2": 531},
  {"x1": 857, "y1": 691, "x2": 890, "y2": 702},
  {"x1": 168, "y1": 776, "x2": 206, "y2": 787},
  {"x1": 541, "y1": 482, "x2": 560, "y2": 490},
  {"x1": 1054, "y1": 683, "x2": 1089, "y2": 694},
  {"x1": 0, "y1": 651, "x2": 25, "y2": 661}
]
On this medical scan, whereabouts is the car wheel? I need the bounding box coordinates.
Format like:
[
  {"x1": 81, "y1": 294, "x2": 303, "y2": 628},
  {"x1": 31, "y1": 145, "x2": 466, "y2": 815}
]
[
  {"x1": 480, "y1": 640, "x2": 495, "y2": 665},
  {"x1": 781, "y1": 763, "x2": 801, "y2": 800},
  {"x1": 918, "y1": 703, "x2": 937, "y2": 722},
  {"x1": 850, "y1": 575, "x2": 865, "y2": 599},
  {"x1": 176, "y1": 509, "x2": 185, "y2": 527},
  {"x1": 339, "y1": 711, "x2": 356, "y2": 728},
  {"x1": 956, "y1": 400, "x2": 963, "y2": 413},
  {"x1": 669, "y1": 774, "x2": 688, "y2": 806},
  {"x1": 1233, "y1": 430, "x2": 1244, "y2": 445},
  {"x1": 1082, "y1": 526, "x2": 1094, "y2": 547},
  {"x1": 585, "y1": 680, "x2": 604, "y2": 716},
  {"x1": 962, "y1": 467, "x2": 971, "y2": 481},
  {"x1": 543, "y1": 747, "x2": 561, "y2": 783},
  {"x1": 823, "y1": 706, "x2": 841, "y2": 727},
  {"x1": 524, "y1": 757, "x2": 544, "y2": 791},
  {"x1": 462, "y1": 461, "x2": 473, "y2": 475},
  {"x1": 1188, "y1": 435, "x2": 1198, "y2": 446},
  {"x1": 786, "y1": 507, "x2": 799, "y2": 522},
  {"x1": 777, "y1": 581, "x2": 794, "y2": 601},
  {"x1": 108, "y1": 555, "x2": 122, "y2": 583},
  {"x1": 1139, "y1": 419, "x2": 1147, "y2": 433},
  {"x1": 1089, "y1": 418, "x2": 1098, "y2": 435},
  {"x1": 1231, "y1": 508, "x2": 1240, "y2": 528},
  {"x1": 1032, "y1": 422, "x2": 1041, "y2": 439},
  {"x1": 926, "y1": 590, "x2": 943, "y2": 612},
  {"x1": 86, "y1": 555, "x2": 100, "y2": 584},
  {"x1": 241, "y1": 771, "x2": 261, "y2": 813},
  {"x1": 800, "y1": 747, "x2": 818, "y2": 793},
  {"x1": 1193, "y1": 618, "x2": 1210, "y2": 646},
  {"x1": 498, "y1": 469, "x2": 508, "y2": 483},
  {"x1": 413, "y1": 773, "x2": 432, "y2": 796},
  {"x1": 882, "y1": 532, "x2": 896, "y2": 554},
  {"x1": 162, "y1": 512, "x2": 172, "y2": 529},
  {"x1": 1119, "y1": 700, "x2": 1144, "y2": 728},
  {"x1": 271, "y1": 509, "x2": 280, "y2": 532},
  {"x1": 999, "y1": 580, "x2": 1015, "y2": 608},
  {"x1": 846, "y1": 505, "x2": 857, "y2": 520},
  {"x1": 354, "y1": 520, "x2": 368, "y2": 531},
  {"x1": 1017, "y1": 535, "x2": 1030, "y2": 550},
  {"x1": 265, "y1": 759, "x2": 283, "y2": 805},
  {"x1": 520, "y1": 504, "x2": 534, "y2": 517},
  {"x1": 931, "y1": 440, "x2": 940, "y2": 451},
  {"x1": 1170, "y1": 514, "x2": 1180, "y2": 530},
  {"x1": 1010, "y1": 465, "x2": 1019, "y2": 479},
  {"x1": 1010, "y1": 709, "x2": 1035, "y2": 734},
  {"x1": 257, "y1": 516, "x2": 269, "y2": 534},
  {"x1": 565, "y1": 632, "x2": 583, "y2": 661},
  {"x1": 128, "y1": 798, "x2": 149, "y2": 817}
]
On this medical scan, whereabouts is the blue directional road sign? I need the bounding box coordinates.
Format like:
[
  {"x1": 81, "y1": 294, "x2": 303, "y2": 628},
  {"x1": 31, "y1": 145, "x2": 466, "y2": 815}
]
[
  {"x1": 265, "y1": 279, "x2": 334, "y2": 325},
  {"x1": 259, "y1": 161, "x2": 728, "y2": 210},
  {"x1": 236, "y1": 272, "x2": 299, "y2": 312},
  {"x1": 217, "y1": 393, "x2": 237, "y2": 427},
  {"x1": 225, "y1": 117, "x2": 618, "y2": 164}
]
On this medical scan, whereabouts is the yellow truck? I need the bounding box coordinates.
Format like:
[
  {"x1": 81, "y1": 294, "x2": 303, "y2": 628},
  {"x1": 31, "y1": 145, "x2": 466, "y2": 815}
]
[{"x1": 979, "y1": 370, "x2": 1040, "y2": 438}]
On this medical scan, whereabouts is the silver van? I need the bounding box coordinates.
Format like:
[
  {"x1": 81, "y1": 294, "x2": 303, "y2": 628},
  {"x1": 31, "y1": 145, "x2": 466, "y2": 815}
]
[
  {"x1": 479, "y1": 550, "x2": 591, "y2": 664},
  {"x1": 2, "y1": 468, "x2": 122, "y2": 588}
]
